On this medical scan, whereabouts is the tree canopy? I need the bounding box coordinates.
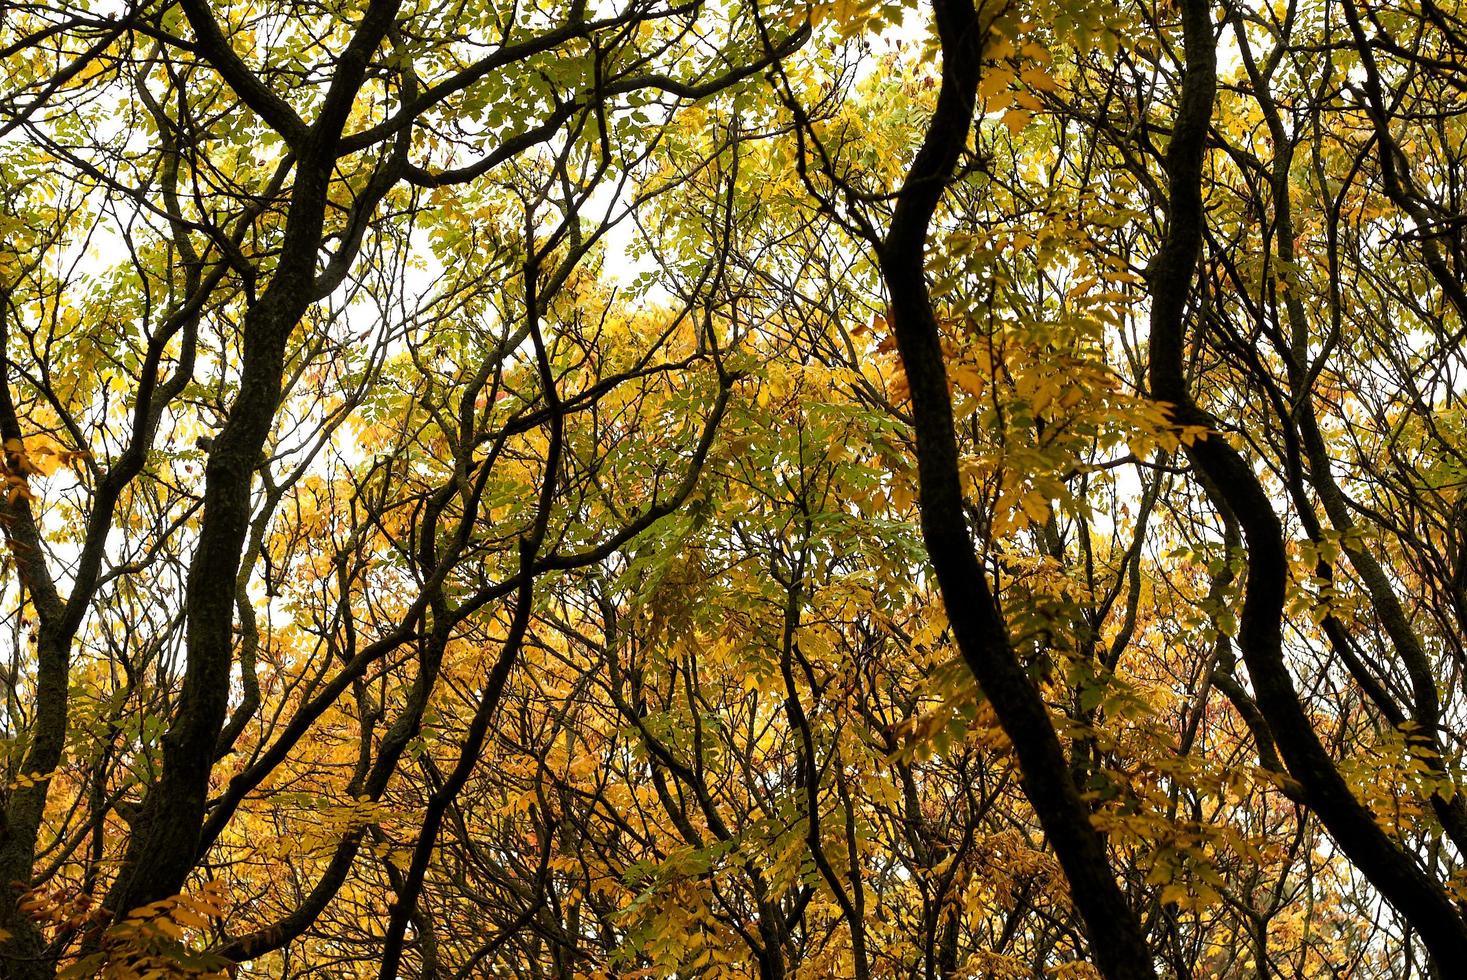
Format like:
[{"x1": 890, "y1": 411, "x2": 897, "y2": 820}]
[{"x1": 3, "y1": 0, "x2": 1467, "y2": 976}]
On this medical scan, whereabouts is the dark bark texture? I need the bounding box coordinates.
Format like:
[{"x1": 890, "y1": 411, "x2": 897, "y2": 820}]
[
  {"x1": 1145, "y1": 0, "x2": 1467, "y2": 966},
  {"x1": 877, "y1": 0, "x2": 1157, "y2": 977}
]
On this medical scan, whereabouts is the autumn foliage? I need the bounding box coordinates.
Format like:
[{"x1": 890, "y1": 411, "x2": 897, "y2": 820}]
[{"x1": 2, "y1": 0, "x2": 1467, "y2": 976}]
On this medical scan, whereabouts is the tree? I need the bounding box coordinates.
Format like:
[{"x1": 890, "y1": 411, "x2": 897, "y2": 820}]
[
  {"x1": 6, "y1": 0, "x2": 1467, "y2": 976},
  {"x1": 0, "y1": 0, "x2": 801, "y2": 974}
]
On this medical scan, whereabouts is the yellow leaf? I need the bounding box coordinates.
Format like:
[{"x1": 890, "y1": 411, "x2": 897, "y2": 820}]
[
  {"x1": 1018, "y1": 491, "x2": 1050, "y2": 525},
  {"x1": 1160, "y1": 884, "x2": 1189, "y2": 906},
  {"x1": 1001, "y1": 109, "x2": 1032, "y2": 135},
  {"x1": 1020, "y1": 67, "x2": 1059, "y2": 92},
  {"x1": 979, "y1": 68, "x2": 1016, "y2": 102}
]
